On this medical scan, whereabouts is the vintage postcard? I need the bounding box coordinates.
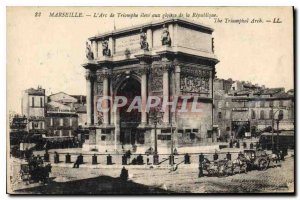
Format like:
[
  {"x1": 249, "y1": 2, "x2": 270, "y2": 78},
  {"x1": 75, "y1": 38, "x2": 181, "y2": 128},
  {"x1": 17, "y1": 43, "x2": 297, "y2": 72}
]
[{"x1": 7, "y1": 6, "x2": 294, "y2": 194}]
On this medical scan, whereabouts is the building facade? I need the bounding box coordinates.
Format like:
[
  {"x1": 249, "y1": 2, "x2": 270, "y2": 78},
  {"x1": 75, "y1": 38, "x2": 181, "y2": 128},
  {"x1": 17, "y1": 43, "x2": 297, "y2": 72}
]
[
  {"x1": 82, "y1": 18, "x2": 219, "y2": 153},
  {"x1": 45, "y1": 92, "x2": 83, "y2": 139},
  {"x1": 213, "y1": 79, "x2": 294, "y2": 139},
  {"x1": 45, "y1": 109, "x2": 78, "y2": 138},
  {"x1": 21, "y1": 86, "x2": 46, "y2": 134},
  {"x1": 21, "y1": 88, "x2": 86, "y2": 140}
]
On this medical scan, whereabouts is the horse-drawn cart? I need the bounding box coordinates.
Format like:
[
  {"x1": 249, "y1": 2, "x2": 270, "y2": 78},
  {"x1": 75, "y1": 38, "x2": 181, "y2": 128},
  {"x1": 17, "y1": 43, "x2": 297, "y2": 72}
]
[
  {"x1": 19, "y1": 158, "x2": 52, "y2": 184},
  {"x1": 202, "y1": 158, "x2": 234, "y2": 177},
  {"x1": 200, "y1": 149, "x2": 279, "y2": 177}
]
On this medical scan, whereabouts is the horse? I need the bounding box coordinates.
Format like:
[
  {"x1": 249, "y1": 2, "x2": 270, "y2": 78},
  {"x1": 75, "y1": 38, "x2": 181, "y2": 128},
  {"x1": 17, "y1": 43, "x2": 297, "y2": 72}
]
[{"x1": 232, "y1": 156, "x2": 248, "y2": 174}]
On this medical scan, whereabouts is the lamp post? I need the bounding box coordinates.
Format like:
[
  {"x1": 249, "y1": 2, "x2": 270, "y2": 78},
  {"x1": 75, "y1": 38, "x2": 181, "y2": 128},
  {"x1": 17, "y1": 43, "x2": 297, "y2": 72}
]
[
  {"x1": 170, "y1": 114, "x2": 176, "y2": 167},
  {"x1": 150, "y1": 109, "x2": 161, "y2": 165},
  {"x1": 271, "y1": 106, "x2": 284, "y2": 153}
]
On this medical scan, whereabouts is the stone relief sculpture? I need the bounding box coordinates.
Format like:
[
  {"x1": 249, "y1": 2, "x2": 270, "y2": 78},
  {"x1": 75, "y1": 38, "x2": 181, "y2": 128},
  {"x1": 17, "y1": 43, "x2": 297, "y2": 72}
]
[
  {"x1": 180, "y1": 68, "x2": 210, "y2": 94},
  {"x1": 161, "y1": 24, "x2": 171, "y2": 46},
  {"x1": 97, "y1": 111, "x2": 103, "y2": 125},
  {"x1": 140, "y1": 29, "x2": 149, "y2": 50},
  {"x1": 150, "y1": 66, "x2": 164, "y2": 92},
  {"x1": 85, "y1": 41, "x2": 94, "y2": 60},
  {"x1": 102, "y1": 40, "x2": 111, "y2": 56}
]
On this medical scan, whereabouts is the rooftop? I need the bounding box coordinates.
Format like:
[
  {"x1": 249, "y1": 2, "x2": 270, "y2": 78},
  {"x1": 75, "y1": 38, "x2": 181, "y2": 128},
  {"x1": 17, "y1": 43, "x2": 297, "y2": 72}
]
[
  {"x1": 89, "y1": 18, "x2": 214, "y2": 41},
  {"x1": 25, "y1": 86, "x2": 45, "y2": 96}
]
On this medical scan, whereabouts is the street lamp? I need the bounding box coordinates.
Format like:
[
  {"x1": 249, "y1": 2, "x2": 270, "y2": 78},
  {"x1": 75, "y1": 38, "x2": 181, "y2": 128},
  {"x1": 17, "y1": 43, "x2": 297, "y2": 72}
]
[
  {"x1": 271, "y1": 106, "x2": 285, "y2": 153},
  {"x1": 170, "y1": 113, "x2": 177, "y2": 167},
  {"x1": 149, "y1": 109, "x2": 162, "y2": 165}
]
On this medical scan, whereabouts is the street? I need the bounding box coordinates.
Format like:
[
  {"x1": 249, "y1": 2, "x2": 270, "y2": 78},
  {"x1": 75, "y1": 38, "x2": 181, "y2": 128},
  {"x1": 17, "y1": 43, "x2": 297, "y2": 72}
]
[{"x1": 10, "y1": 155, "x2": 294, "y2": 194}]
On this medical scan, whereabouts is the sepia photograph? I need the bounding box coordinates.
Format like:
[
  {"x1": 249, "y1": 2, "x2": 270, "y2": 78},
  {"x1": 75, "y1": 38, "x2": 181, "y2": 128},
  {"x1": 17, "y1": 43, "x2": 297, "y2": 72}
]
[{"x1": 6, "y1": 6, "x2": 295, "y2": 194}]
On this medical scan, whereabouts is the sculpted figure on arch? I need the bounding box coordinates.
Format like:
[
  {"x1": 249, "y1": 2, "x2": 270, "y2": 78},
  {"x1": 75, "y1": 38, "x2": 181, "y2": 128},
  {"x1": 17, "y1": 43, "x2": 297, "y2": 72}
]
[
  {"x1": 102, "y1": 40, "x2": 111, "y2": 56},
  {"x1": 161, "y1": 24, "x2": 171, "y2": 46},
  {"x1": 140, "y1": 28, "x2": 149, "y2": 50}
]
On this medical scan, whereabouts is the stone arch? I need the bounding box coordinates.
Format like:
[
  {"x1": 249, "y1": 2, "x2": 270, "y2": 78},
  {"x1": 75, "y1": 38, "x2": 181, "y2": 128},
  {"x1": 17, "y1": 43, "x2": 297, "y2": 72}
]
[{"x1": 113, "y1": 72, "x2": 141, "y2": 95}]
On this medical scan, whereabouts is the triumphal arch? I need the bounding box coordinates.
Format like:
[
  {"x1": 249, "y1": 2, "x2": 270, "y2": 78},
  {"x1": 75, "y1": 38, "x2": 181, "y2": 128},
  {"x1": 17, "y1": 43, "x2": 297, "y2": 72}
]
[{"x1": 82, "y1": 18, "x2": 219, "y2": 153}]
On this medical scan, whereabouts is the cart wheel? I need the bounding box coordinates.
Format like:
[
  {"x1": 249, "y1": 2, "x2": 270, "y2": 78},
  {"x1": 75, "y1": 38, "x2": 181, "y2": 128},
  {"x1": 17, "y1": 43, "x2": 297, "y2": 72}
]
[{"x1": 258, "y1": 158, "x2": 269, "y2": 170}]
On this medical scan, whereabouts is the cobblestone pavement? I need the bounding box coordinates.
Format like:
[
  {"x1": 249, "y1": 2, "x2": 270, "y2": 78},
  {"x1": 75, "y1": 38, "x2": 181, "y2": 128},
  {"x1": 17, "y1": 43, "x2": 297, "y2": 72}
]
[{"x1": 10, "y1": 155, "x2": 294, "y2": 194}]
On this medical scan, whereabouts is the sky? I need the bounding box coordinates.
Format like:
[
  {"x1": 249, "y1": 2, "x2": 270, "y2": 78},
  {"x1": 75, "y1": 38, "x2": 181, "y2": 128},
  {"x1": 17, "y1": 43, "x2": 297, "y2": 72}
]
[{"x1": 7, "y1": 7, "x2": 294, "y2": 113}]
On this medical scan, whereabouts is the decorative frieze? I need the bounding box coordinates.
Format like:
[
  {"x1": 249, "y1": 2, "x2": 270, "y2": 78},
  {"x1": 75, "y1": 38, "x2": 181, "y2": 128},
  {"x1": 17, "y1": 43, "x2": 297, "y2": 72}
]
[
  {"x1": 135, "y1": 66, "x2": 150, "y2": 77},
  {"x1": 180, "y1": 67, "x2": 211, "y2": 94},
  {"x1": 96, "y1": 111, "x2": 103, "y2": 125},
  {"x1": 150, "y1": 65, "x2": 164, "y2": 93}
]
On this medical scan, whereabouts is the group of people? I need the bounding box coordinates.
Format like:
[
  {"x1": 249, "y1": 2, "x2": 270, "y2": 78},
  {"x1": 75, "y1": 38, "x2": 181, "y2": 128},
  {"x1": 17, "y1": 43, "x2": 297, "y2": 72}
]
[{"x1": 26, "y1": 155, "x2": 52, "y2": 183}]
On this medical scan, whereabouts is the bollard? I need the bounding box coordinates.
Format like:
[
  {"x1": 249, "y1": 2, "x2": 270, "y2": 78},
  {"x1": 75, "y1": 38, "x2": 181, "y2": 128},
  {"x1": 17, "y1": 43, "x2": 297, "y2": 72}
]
[
  {"x1": 243, "y1": 142, "x2": 247, "y2": 148},
  {"x1": 198, "y1": 163, "x2": 204, "y2": 177},
  {"x1": 213, "y1": 153, "x2": 218, "y2": 161},
  {"x1": 250, "y1": 143, "x2": 254, "y2": 149},
  {"x1": 184, "y1": 153, "x2": 190, "y2": 164},
  {"x1": 107, "y1": 154, "x2": 112, "y2": 165},
  {"x1": 54, "y1": 153, "x2": 59, "y2": 163},
  {"x1": 65, "y1": 153, "x2": 71, "y2": 163},
  {"x1": 122, "y1": 155, "x2": 127, "y2": 165},
  {"x1": 199, "y1": 153, "x2": 204, "y2": 163},
  {"x1": 44, "y1": 151, "x2": 49, "y2": 162},
  {"x1": 92, "y1": 154, "x2": 97, "y2": 165},
  {"x1": 236, "y1": 141, "x2": 240, "y2": 148},
  {"x1": 229, "y1": 140, "x2": 233, "y2": 148},
  {"x1": 137, "y1": 154, "x2": 143, "y2": 165},
  {"x1": 281, "y1": 151, "x2": 285, "y2": 161},
  {"x1": 226, "y1": 152, "x2": 231, "y2": 160},
  {"x1": 169, "y1": 155, "x2": 174, "y2": 165},
  {"x1": 153, "y1": 154, "x2": 159, "y2": 165}
]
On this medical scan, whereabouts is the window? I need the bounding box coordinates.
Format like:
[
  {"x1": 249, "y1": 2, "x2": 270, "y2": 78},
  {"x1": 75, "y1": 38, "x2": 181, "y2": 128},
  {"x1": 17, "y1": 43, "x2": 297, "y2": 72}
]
[
  {"x1": 278, "y1": 110, "x2": 284, "y2": 120},
  {"x1": 226, "y1": 127, "x2": 230, "y2": 131},
  {"x1": 207, "y1": 130, "x2": 212, "y2": 138},
  {"x1": 218, "y1": 112, "x2": 222, "y2": 119},
  {"x1": 192, "y1": 129, "x2": 199, "y2": 133},
  {"x1": 269, "y1": 110, "x2": 273, "y2": 119},
  {"x1": 59, "y1": 130, "x2": 63, "y2": 136},
  {"x1": 226, "y1": 102, "x2": 230, "y2": 107},
  {"x1": 32, "y1": 97, "x2": 34, "y2": 107},
  {"x1": 260, "y1": 101, "x2": 265, "y2": 107},
  {"x1": 33, "y1": 122, "x2": 39, "y2": 128},
  {"x1": 251, "y1": 109, "x2": 256, "y2": 119},
  {"x1": 260, "y1": 110, "x2": 265, "y2": 119},
  {"x1": 136, "y1": 132, "x2": 145, "y2": 144},
  {"x1": 279, "y1": 100, "x2": 284, "y2": 107},
  {"x1": 40, "y1": 97, "x2": 43, "y2": 107},
  {"x1": 190, "y1": 133, "x2": 196, "y2": 140},
  {"x1": 218, "y1": 101, "x2": 223, "y2": 108},
  {"x1": 269, "y1": 101, "x2": 274, "y2": 107},
  {"x1": 177, "y1": 129, "x2": 184, "y2": 137}
]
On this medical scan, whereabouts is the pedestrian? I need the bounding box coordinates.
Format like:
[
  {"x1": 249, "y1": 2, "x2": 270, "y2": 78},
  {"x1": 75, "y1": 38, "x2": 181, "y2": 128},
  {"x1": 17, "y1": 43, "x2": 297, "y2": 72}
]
[
  {"x1": 73, "y1": 155, "x2": 81, "y2": 168},
  {"x1": 120, "y1": 166, "x2": 128, "y2": 181},
  {"x1": 147, "y1": 155, "x2": 150, "y2": 165}
]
